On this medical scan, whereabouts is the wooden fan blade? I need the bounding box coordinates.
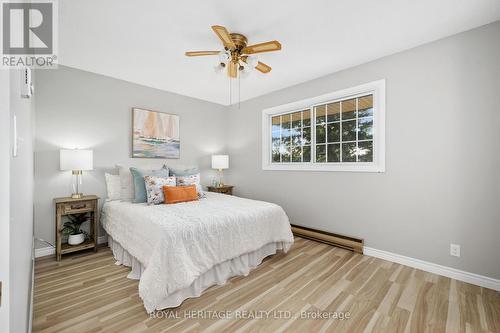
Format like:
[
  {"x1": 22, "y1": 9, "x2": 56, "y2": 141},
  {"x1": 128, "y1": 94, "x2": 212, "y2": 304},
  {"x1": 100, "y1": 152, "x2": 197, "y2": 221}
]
[
  {"x1": 212, "y1": 25, "x2": 236, "y2": 49},
  {"x1": 241, "y1": 56, "x2": 272, "y2": 74},
  {"x1": 242, "y1": 40, "x2": 281, "y2": 54},
  {"x1": 255, "y1": 61, "x2": 272, "y2": 73},
  {"x1": 185, "y1": 51, "x2": 220, "y2": 56}
]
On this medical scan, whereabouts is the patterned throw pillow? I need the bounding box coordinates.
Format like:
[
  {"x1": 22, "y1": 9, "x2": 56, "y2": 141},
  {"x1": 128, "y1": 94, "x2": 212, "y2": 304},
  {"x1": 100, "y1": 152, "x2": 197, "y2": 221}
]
[
  {"x1": 144, "y1": 175, "x2": 176, "y2": 205},
  {"x1": 176, "y1": 173, "x2": 205, "y2": 198}
]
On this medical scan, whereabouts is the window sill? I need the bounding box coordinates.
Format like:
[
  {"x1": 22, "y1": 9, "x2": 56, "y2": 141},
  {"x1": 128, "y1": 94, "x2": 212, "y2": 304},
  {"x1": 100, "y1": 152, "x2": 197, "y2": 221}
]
[{"x1": 262, "y1": 163, "x2": 385, "y2": 172}]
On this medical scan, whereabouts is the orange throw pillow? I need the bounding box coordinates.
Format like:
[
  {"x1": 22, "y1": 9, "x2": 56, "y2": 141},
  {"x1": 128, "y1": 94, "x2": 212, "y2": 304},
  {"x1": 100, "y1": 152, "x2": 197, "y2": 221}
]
[{"x1": 163, "y1": 185, "x2": 198, "y2": 204}]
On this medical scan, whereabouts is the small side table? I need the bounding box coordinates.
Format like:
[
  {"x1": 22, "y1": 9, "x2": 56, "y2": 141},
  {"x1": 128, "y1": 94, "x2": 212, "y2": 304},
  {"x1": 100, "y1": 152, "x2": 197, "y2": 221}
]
[
  {"x1": 54, "y1": 195, "x2": 99, "y2": 261},
  {"x1": 207, "y1": 185, "x2": 234, "y2": 196}
]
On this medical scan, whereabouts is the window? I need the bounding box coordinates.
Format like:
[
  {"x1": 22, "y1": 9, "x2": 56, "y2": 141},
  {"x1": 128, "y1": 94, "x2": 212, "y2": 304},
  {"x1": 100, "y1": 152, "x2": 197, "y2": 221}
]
[
  {"x1": 262, "y1": 80, "x2": 385, "y2": 172},
  {"x1": 271, "y1": 110, "x2": 311, "y2": 163}
]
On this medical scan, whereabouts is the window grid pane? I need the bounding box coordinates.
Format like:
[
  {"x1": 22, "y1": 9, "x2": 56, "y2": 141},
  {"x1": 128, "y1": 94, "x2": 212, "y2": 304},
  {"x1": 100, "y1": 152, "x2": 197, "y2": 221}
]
[
  {"x1": 356, "y1": 95, "x2": 374, "y2": 163},
  {"x1": 291, "y1": 111, "x2": 302, "y2": 162},
  {"x1": 297, "y1": 110, "x2": 304, "y2": 163},
  {"x1": 356, "y1": 98, "x2": 358, "y2": 162},
  {"x1": 272, "y1": 93, "x2": 374, "y2": 165},
  {"x1": 325, "y1": 104, "x2": 328, "y2": 159},
  {"x1": 340, "y1": 101, "x2": 342, "y2": 161},
  {"x1": 272, "y1": 110, "x2": 314, "y2": 164},
  {"x1": 327, "y1": 102, "x2": 341, "y2": 122},
  {"x1": 282, "y1": 114, "x2": 290, "y2": 162}
]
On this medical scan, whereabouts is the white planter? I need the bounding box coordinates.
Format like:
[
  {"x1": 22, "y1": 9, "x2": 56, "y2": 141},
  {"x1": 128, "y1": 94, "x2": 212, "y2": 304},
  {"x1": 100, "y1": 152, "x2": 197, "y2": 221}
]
[{"x1": 68, "y1": 233, "x2": 85, "y2": 245}]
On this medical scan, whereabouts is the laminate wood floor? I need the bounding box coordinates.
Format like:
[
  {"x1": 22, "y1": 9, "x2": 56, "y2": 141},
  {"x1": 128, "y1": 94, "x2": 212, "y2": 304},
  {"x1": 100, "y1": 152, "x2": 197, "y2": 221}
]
[{"x1": 33, "y1": 237, "x2": 500, "y2": 333}]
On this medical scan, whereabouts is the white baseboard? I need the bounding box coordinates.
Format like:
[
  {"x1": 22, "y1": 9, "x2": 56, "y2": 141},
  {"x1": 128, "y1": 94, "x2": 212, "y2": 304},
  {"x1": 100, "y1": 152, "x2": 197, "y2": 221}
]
[
  {"x1": 35, "y1": 235, "x2": 108, "y2": 258},
  {"x1": 363, "y1": 247, "x2": 500, "y2": 291},
  {"x1": 34, "y1": 246, "x2": 56, "y2": 258}
]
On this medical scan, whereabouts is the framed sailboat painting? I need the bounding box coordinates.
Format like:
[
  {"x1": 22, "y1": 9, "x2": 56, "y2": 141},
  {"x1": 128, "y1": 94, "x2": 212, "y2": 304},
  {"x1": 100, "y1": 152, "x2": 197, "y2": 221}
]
[{"x1": 132, "y1": 108, "x2": 180, "y2": 158}]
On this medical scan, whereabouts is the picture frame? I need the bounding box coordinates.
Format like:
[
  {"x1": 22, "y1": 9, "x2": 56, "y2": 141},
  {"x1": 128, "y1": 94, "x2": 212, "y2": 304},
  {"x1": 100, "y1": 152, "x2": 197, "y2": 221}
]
[{"x1": 132, "y1": 107, "x2": 180, "y2": 158}]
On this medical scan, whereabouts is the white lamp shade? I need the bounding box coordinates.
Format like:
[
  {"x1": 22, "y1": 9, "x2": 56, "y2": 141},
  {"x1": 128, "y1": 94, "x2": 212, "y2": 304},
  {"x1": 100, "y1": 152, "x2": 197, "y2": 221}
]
[
  {"x1": 212, "y1": 155, "x2": 229, "y2": 170},
  {"x1": 60, "y1": 149, "x2": 93, "y2": 171}
]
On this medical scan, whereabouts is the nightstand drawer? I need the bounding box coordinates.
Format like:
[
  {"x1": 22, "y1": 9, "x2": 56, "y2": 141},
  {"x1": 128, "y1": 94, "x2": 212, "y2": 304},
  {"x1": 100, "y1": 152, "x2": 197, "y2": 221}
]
[
  {"x1": 217, "y1": 188, "x2": 232, "y2": 195},
  {"x1": 62, "y1": 201, "x2": 93, "y2": 214},
  {"x1": 207, "y1": 185, "x2": 234, "y2": 195}
]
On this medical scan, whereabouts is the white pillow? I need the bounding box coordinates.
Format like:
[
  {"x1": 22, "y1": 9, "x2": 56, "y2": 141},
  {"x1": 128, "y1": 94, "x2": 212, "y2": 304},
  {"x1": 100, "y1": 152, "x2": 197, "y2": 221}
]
[
  {"x1": 117, "y1": 165, "x2": 134, "y2": 201},
  {"x1": 144, "y1": 175, "x2": 176, "y2": 205},
  {"x1": 104, "y1": 173, "x2": 121, "y2": 201}
]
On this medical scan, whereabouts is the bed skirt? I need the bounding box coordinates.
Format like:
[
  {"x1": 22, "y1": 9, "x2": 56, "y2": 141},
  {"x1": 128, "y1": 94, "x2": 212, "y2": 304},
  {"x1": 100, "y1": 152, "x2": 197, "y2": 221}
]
[{"x1": 108, "y1": 235, "x2": 287, "y2": 311}]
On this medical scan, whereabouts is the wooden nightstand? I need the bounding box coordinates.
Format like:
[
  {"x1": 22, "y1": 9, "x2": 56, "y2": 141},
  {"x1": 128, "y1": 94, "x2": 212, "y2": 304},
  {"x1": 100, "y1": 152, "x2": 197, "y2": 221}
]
[
  {"x1": 54, "y1": 195, "x2": 100, "y2": 261},
  {"x1": 207, "y1": 185, "x2": 234, "y2": 196}
]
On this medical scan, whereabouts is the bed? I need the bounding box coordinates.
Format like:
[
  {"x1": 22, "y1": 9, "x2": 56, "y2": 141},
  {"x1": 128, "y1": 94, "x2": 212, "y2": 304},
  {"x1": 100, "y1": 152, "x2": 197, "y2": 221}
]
[{"x1": 101, "y1": 192, "x2": 294, "y2": 313}]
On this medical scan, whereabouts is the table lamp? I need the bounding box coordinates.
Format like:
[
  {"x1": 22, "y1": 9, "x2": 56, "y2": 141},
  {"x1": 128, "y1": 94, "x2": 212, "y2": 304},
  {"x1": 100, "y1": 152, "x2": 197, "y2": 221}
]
[
  {"x1": 211, "y1": 155, "x2": 229, "y2": 187},
  {"x1": 60, "y1": 149, "x2": 93, "y2": 199}
]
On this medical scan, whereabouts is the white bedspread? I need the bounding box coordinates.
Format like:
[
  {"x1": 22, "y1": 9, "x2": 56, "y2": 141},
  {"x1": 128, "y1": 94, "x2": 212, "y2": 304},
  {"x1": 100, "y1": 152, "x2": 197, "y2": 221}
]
[{"x1": 101, "y1": 192, "x2": 294, "y2": 313}]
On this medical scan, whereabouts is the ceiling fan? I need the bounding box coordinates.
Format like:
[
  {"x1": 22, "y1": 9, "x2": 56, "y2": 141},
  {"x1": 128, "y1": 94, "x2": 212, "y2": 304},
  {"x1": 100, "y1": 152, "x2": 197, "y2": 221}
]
[{"x1": 185, "y1": 25, "x2": 281, "y2": 78}]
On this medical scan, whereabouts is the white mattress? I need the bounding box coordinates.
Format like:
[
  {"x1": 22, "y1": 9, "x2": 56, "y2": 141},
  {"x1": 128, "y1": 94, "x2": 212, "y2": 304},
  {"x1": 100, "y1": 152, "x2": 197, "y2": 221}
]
[{"x1": 101, "y1": 192, "x2": 294, "y2": 313}]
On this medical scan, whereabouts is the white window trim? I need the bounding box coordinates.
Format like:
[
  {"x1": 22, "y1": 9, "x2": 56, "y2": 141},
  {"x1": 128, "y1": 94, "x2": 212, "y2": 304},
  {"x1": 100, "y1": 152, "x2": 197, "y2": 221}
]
[{"x1": 262, "y1": 79, "x2": 386, "y2": 172}]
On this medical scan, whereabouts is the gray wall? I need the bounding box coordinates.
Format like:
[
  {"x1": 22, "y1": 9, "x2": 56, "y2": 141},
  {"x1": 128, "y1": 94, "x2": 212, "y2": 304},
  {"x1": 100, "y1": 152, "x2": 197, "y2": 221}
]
[
  {"x1": 34, "y1": 66, "x2": 227, "y2": 247},
  {"x1": 8, "y1": 69, "x2": 35, "y2": 333},
  {"x1": 0, "y1": 69, "x2": 11, "y2": 332},
  {"x1": 226, "y1": 21, "x2": 500, "y2": 279}
]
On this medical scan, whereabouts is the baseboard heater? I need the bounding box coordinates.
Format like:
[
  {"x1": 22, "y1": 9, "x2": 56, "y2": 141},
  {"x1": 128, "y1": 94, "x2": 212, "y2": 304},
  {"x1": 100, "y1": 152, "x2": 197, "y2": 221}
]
[{"x1": 291, "y1": 224, "x2": 364, "y2": 254}]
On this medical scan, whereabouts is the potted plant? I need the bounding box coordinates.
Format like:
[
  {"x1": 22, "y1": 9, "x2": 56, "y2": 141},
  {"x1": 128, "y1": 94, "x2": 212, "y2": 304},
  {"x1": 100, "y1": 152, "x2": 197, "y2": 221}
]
[{"x1": 62, "y1": 213, "x2": 89, "y2": 245}]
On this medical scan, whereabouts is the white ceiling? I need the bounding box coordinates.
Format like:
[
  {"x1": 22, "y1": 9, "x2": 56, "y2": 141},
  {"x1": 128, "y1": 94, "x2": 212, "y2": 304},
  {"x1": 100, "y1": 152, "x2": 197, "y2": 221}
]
[{"x1": 59, "y1": 0, "x2": 500, "y2": 105}]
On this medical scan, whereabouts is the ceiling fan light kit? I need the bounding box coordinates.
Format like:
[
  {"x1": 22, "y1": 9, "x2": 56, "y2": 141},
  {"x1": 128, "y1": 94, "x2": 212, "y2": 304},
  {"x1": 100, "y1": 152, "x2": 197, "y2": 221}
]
[{"x1": 185, "y1": 25, "x2": 282, "y2": 79}]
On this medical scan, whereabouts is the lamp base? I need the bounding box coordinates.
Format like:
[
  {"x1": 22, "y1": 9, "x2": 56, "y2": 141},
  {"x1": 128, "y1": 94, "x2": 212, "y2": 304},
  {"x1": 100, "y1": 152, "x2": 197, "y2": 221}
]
[
  {"x1": 218, "y1": 169, "x2": 224, "y2": 187},
  {"x1": 71, "y1": 193, "x2": 84, "y2": 199}
]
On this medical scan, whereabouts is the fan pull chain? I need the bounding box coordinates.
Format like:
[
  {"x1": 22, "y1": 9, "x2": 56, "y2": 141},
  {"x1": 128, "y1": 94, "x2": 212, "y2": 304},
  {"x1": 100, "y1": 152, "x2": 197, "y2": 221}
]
[{"x1": 238, "y1": 70, "x2": 241, "y2": 109}]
